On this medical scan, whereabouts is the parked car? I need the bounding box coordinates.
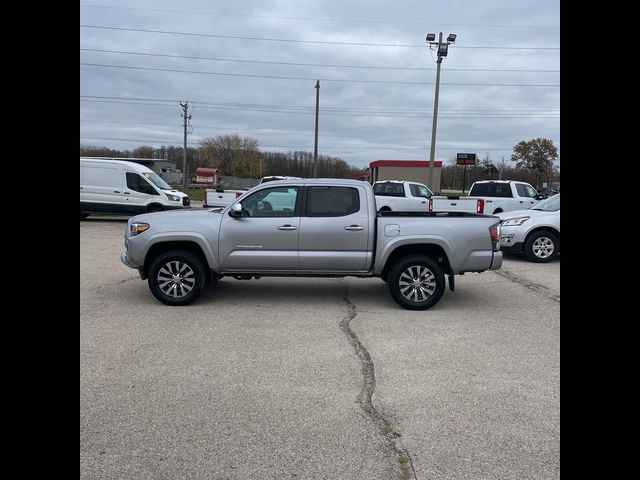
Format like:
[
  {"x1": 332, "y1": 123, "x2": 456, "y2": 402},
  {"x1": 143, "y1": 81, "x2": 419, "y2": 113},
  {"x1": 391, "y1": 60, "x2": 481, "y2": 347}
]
[
  {"x1": 497, "y1": 194, "x2": 560, "y2": 263},
  {"x1": 372, "y1": 180, "x2": 433, "y2": 212},
  {"x1": 429, "y1": 180, "x2": 542, "y2": 215},
  {"x1": 121, "y1": 179, "x2": 503, "y2": 310},
  {"x1": 80, "y1": 158, "x2": 190, "y2": 218}
]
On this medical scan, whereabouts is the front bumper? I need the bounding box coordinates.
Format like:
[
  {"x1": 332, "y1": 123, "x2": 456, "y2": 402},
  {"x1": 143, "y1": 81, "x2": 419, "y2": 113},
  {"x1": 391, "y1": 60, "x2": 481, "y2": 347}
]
[
  {"x1": 120, "y1": 251, "x2": 146, "y2": 279},
  {"x1": 499, "y1": 241, "x2": 524, "y2": 254}
]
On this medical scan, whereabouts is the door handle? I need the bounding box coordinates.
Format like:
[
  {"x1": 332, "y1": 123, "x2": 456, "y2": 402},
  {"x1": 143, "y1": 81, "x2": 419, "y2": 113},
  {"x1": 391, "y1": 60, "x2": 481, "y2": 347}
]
[
  {"x1": 124, "y1": 192, "x2": 131, "y2": 195},
  {"x1": 344, "y1": 225, "x2": 364, "y2": 231},
  {"x1": 519, "y1": 201, "x2": 524, "y2": 203},
  {"x1": 278, "y1": 225, "x2": 297, "y2": 231},
  {"x1": 113, "y1": 190, "x2": 120, "y2": 193}
]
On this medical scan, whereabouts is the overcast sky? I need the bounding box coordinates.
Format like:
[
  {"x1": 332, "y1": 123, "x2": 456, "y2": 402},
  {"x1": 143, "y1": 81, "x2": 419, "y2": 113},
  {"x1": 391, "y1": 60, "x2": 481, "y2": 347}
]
[{"x1": 80, "y1": 0, "x2": 559, "y2": 171}]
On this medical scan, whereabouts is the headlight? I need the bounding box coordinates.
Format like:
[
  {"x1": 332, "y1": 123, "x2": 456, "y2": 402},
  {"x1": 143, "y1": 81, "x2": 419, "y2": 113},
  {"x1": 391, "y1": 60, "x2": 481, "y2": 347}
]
[
  {"x1": 501, "y1": 216, "x2": 529, "y2": 226},
  {"x1": 165, "y1": 193, "x2": 180, "y2": 201},
  {"x1": 129, "y1": 222, "x2": 150, "y2": 236}
]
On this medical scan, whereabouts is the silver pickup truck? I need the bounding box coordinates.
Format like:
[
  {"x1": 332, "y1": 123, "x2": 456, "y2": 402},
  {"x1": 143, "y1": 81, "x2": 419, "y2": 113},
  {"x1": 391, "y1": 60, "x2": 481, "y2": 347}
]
[{"x1": 121, "y1": 179, "x2": 503, "y2": 310}]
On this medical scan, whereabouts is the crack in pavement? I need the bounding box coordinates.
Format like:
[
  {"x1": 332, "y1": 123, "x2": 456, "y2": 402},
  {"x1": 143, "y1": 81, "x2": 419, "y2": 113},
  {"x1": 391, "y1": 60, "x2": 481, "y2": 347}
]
[
  {"x1": 493, "y1": 269, "x2": 560, "y2": 303},
  {"x1": 94, "y1": 276, "x2": 139, "y2": 290},
  {"x1": 339, "y1": 281, "x2": 418, "y2": 480}
]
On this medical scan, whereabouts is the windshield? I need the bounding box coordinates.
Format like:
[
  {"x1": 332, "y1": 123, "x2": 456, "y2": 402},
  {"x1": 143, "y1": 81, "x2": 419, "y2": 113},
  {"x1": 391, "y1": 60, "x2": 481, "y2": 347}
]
[
  {"x1": 142, "y1": 171, "x2": 172, "y2": 190},
  {"x1": 531, "y1": 194, "x2": 560, "y2": 211}
]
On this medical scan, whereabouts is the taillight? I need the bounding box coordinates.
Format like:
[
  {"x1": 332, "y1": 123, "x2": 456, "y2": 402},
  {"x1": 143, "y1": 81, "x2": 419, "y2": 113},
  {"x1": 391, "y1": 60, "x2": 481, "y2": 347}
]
[
  {"x1": 428, "y1": 197, "x2": 433, "y2": 211},
  {"x1": 489, "y1": 223, "x2": 501, "y2": 251},
  {"x1": 476, "y1": 198, "x2": 485, "y2": 214},
  {"x1": 235, "y1": 191, "x2": 244, "y2": 198}
]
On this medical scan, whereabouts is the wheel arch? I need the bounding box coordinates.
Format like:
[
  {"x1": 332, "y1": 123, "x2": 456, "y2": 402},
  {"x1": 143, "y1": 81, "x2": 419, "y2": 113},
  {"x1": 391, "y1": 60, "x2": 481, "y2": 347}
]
[
  {"x1": 381, "y1": 243, "x2": 452, "y2": 279},
  {"x1": 143, "y1": 240, "x2": 216, "y2": 282},
  {"x1": 525, "y1": 226, "x2": 560, "y2": 245},
  {"x1": 146, "y1": 203, "x2": 165, "y2": 212}
]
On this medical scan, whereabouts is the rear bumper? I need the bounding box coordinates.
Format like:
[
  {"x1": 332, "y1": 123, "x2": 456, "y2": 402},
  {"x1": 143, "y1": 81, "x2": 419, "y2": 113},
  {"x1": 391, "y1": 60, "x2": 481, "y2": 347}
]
[{"x1": 490, "y1": 251, "x2": 503, "y2": 270}]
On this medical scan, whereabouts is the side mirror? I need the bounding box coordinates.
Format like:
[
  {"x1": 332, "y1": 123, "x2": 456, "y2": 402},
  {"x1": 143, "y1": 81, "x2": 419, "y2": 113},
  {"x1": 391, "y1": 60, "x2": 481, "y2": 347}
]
[
  {"x1": 229, "y1": 203, "x2": 243, "y2": 217},
  {"x1": 535, "y1": 194, "x2": 544, "y2": 200}
]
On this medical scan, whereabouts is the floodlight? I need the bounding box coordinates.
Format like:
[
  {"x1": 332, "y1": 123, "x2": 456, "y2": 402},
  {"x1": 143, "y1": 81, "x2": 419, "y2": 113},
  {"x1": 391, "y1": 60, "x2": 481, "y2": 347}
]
[
  {"x1": 426, "y1": 33, "x2": 436, "y2": 41},
  {"x1": 447, "y1": 33, "x2": 457, "y2": 43}
]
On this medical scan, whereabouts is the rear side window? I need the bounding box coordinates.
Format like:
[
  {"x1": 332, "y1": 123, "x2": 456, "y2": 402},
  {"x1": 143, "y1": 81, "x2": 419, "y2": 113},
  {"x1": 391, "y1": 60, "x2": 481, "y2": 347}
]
[
  {"x1": 469, "y1": 183, "x2": 512, "y2": 198},
  {"x1": 306, "y1": 187, "x2": 360, "y2": 216},
  {"x1": 126, "y1": 172, "x2": 159, "y2": 195},
  {"x1": 373, "y1": 183, "x2": 404, "y2": 197}
]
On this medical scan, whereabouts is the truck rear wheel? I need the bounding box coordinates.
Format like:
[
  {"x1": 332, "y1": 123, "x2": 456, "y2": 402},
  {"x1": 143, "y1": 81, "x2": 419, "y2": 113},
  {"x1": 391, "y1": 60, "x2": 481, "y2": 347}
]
[
  {"x1": 387, "y1": 255, "x2": 445, "y2": 310},
  {"x1": 148, "y1": 250, "x2": 207, "y2": 306}
]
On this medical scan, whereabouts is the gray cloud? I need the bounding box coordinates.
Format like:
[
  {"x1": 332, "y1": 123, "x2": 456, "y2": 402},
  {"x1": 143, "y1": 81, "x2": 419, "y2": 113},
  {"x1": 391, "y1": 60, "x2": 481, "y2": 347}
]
[{"x1": 80, "y1": 0, "x2": 560, "y2": 169}]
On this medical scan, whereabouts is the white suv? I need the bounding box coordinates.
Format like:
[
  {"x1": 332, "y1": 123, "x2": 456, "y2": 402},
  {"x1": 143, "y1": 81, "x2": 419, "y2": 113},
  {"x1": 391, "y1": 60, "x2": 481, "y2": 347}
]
[{"x1": 497, "y1": 194, "x2": 560, "y2": 262}]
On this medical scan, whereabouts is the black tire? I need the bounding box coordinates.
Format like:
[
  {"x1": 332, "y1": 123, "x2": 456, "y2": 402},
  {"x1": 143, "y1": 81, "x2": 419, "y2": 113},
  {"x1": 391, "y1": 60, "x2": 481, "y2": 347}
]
[
  {"x1": 147, "y1": 205, "x2": 164, "y2": 213},
  {"x1": 492, "y1": 208, "x2": 503, "y2": 214},
  {"x1": 387, "y1": 255, "x2": 445, "y2": 310},
  {"x1": 524, "y1": 231, "x2": 558, "y2": 263},
  {"x1": 147, "y1": 250, "x2": 207, "y2": 305}
]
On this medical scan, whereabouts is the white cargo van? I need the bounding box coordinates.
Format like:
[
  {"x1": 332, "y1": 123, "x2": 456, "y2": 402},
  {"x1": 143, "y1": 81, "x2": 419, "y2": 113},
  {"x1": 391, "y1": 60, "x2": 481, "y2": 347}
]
[{"x1": 80, "y1": 158, "x2": 190, "y2": 218}]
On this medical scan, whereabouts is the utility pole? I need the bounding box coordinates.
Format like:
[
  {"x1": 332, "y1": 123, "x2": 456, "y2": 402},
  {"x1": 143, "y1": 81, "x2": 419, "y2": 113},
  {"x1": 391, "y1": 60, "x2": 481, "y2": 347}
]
[
  {"x1": 313, "y1": 80, "x2": 320, "y2": 178},
  {"x1": 425, "y1": 32, "x2": 457, "y2": 192},
  {"x1": 180, "y1": 101, "x2": 192, "y2": 192}
]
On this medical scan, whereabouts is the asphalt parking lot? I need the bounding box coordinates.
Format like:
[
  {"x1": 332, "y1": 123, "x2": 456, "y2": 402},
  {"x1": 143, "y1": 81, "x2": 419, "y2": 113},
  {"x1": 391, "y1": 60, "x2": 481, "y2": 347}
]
[{"x1": 80, "y1": 217, "x2": 559, "y2": 480}]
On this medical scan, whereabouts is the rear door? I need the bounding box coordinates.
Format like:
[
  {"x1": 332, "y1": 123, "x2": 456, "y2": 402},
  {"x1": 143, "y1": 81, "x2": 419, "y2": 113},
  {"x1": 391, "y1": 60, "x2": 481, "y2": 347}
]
[
  {"x1": 80, "y1": 162, "x2": 84, "y2": 205},
  {"x1": 298, "y1": 185, "x2": 369, "y2": 271},
  {"x1": 82, "y1": 162, "x2": 124, "y2": 213},
  {"x1": 218, "y1": 186, "x2": 301, "y2": 271}
]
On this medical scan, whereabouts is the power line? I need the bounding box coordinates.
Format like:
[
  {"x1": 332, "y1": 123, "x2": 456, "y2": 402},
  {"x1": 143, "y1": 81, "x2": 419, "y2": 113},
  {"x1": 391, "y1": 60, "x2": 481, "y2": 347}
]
[
  {"x1": 79, "y1": 136, "x2": 525, "y2": 150},
  {"x1": 80, "y1": 95, "x2": 560, "y2": 113},
  {"x1": 80, "y1": 63, "x2": 561, "y2": 87},
  {"x1": 80, "y1": 100, "x2": 559, "y2": 119},
  {"x1": 80, "y1": 48, "x2": 560, "y2": 73},
  {"x1": 80, "y1": 25, "x2": 560, "y2": 50},
  {"x1": 80, "y1": 5, "x2": 560, "y2": 29}
]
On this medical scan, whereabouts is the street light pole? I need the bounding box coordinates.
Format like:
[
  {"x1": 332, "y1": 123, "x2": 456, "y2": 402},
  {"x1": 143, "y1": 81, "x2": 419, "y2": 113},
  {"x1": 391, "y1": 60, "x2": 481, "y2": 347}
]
[
  {"x1": 313, "y1": 80, "x2": 320, "y2": 178},
  {"x1": 426, "y1": 32, "x2": 456, "y2": 192}
]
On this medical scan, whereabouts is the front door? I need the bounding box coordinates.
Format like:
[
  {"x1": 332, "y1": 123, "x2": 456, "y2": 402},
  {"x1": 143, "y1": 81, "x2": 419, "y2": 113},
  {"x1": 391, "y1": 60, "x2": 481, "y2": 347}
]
[{"x1": 218, "y1": 186, "x2": 301, "y2": 271}]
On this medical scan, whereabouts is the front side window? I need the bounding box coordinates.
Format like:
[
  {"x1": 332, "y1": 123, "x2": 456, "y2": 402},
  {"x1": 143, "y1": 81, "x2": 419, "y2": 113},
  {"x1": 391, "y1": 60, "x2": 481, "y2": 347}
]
[
  {"x1": 409, "y1": 184, "x2": 432, "y2": 198},
  {"x1": 524, "y1": 184, "x2": 539, "y2": 198},
  {"x1": 142, "y1": 171, "x2": 172, "y2": 190},
  {"x1": 126, "y1": 172, "x2": 159, "y2": 195},
  {"x1": 239, "y1": 187, "x2": 299, "y2": 217},
  {"x1": 306, "y1": 187, "x2": 360, "y2": 216}
]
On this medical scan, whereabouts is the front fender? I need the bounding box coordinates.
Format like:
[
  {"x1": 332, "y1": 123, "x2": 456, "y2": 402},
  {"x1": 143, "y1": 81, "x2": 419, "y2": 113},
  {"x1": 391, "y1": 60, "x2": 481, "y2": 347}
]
[{"x1": 131, "y1": 232, "x2": 219, "y2": 270}]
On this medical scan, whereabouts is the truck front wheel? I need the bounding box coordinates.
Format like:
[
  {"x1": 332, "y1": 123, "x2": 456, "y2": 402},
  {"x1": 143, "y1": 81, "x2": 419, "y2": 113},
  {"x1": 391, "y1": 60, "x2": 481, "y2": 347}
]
[
  {"x1": 148, "y1": 250, "x2": 207, "y2": 306},
  {"x1": 387, "y1": 255, "x2": 445, "y2": 310}
]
